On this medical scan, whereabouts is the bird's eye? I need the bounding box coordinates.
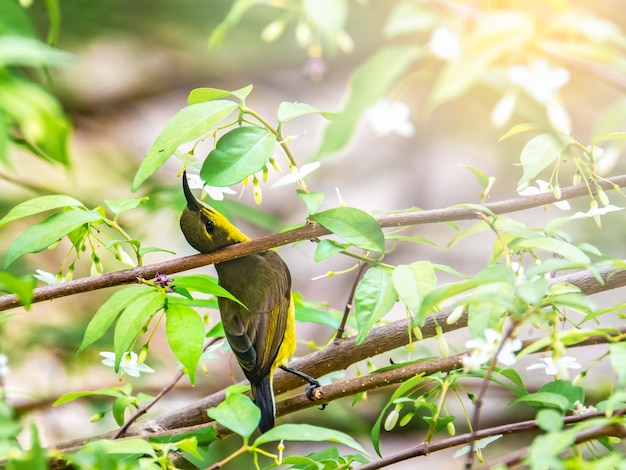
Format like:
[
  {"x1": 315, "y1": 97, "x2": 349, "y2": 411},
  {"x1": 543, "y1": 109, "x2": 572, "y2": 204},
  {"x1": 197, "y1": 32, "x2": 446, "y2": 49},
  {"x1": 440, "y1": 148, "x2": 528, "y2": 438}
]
[{"x1": 204, "y1": 219, "x2": 215, "y2": 233}]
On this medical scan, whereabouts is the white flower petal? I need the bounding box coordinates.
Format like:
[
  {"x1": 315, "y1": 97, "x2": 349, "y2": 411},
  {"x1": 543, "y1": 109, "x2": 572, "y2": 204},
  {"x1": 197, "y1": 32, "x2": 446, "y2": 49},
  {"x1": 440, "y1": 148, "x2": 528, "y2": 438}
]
[
  {"x1": 428, "y1": 27, "x2": 461, "y2": 60},
  {"x1": 491, "y1": 93, "x2": 517, "y2": 127}
]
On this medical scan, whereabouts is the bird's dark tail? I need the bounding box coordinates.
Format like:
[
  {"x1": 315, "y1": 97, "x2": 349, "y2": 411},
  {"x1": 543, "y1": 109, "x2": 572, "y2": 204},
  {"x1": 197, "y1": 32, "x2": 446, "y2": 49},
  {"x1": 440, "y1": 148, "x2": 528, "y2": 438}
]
[{"x1": 252, "y1": 375, "x2": 275, "y2": 433}]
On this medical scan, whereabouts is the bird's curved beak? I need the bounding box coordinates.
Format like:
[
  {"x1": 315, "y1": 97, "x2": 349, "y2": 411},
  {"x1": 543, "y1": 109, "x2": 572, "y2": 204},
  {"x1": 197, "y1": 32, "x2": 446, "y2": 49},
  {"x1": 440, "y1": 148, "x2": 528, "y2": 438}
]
[{"x1": 182, "y1": 171, "x2": 202, "y2": 212}]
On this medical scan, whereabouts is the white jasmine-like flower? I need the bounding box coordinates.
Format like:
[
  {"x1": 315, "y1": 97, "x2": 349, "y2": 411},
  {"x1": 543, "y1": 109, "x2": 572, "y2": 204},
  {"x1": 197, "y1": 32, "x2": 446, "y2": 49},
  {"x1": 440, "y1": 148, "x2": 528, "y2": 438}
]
[
  {"x1": 428, "y1": 27, "x2": 461, "y2": 60},
  {"x1": 34, "y1": 269, "x2": 65, "y2": 285},
  {"x1": 518, "y1": 180, "x2": 571, "y2": 210},
  {"x1": 462, "y1": 328, "x2": 522, "y2": 372},
  {"x1": 186, "y1": 173, "x2": 236, "y2": 201},
  {"x1": 507, "y1": 60, "x2": 570, "y2": 105},
  {"x1": 526, "y1": 356, "x2": 581, "y2": 378},
  {"x1": 271, "y1": 162, "x2": 321, "y2": 188},
  {"x1": 0, "y1": 354, "x2": 10, "y2": 378},
  {"x1": 573, "y1": 400, "x2": 597, "y2": 415},
  {"x1": 572, "y1": 204, "x2": 623, "y2": 219},
  {"x1": 507, "y1": 59, "x2": 571, "y2": 133},
  {"x1": 365, "y1": 98, "x2": 415, "y2": 138},
  {"x1": 100, "y1": 351, "x2": 155, "y2": 378}
]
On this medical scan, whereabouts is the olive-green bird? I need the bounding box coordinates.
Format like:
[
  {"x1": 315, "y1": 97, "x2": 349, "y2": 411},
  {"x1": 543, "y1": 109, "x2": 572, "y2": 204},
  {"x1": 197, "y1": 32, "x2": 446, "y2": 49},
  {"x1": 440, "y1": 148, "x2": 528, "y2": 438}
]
[{"x1": 179, "y1": 171, "x2": 318, "y2": 432}]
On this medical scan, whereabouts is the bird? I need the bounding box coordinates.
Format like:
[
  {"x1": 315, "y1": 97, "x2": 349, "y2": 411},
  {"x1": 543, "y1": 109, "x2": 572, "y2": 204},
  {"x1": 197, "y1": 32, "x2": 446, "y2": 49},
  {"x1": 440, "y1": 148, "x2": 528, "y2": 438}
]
[{"x1": 179, "y1": 171, "x2": 319, "y2": 432}]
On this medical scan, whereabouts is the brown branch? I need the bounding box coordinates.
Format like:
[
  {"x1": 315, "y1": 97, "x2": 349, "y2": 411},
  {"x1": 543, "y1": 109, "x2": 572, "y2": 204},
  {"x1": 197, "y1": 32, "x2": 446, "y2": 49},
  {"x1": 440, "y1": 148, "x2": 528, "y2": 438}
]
[
  {"x1": 359, "y1": 409, "x2": 626, "y2": 470},
  {"x1": 50, "y1": 262, "x2": 626, "y2": 455},
  {"x1": 3, "y1": 174, "x2": 626, "y2": 312}
]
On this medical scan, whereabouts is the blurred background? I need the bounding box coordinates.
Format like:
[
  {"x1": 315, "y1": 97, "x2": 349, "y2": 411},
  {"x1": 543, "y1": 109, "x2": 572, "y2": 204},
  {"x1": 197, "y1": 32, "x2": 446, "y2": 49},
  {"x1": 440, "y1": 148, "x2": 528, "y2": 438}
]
[{"x1": 2, "y1": 0, "x2": 626, "y2": 467}]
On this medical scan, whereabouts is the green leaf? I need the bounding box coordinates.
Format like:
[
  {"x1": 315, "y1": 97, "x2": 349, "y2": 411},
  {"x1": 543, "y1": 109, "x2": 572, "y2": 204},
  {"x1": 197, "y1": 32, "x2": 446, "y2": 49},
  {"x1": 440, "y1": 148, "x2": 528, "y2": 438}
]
[
  {"x1": 172, "y1": 274, "x2": 245, "y2": 308},
  {"x1": 0, "y1": 75, "x2": 71, "y2": 165},
  {"x1": 459, "y1": 164, "x2": 491, "y2": 190},
  {"x1": 113, "y1": 291, "x2": 166, "y2": 371},
  {"x1": 498, "y1": 122, "x2": 542, "y2": 141},
  {"x1": 297, "y1": 189, "x2": 324, "y2": 214},
  {"x1": 277, "y1": 101, "x2": 335, "y2": 124},
  {"x1": 392, "y1": 261, "x2": 436, "y2": 318},
  {"x1": 132, "y1": 100, "x2": 238, "y2": 190},
  {"x1": 208, "y1": 0, "x2": 258, "y2": 48},
  {"x1": 517, "y1": 133, "x2": 570, "y2": 187},
  {"x1": 78, "y1": 285, "x2": 153, "y2": 353},
  {"x1": 513, "y1": 392, "x2": 570, "y2": 412},
  {"x1": 5, "y1": 209, "x2": 104, "y2": 268},
  {"x1": 467, "y1": 284, "x2": 512, "y2": 338},
  {"x1": 104, "y1": 197, "x2": 148, "y2": 217},
  {"x1": 0, "y1": 36, "x2": 71, "y2": 67},
  {"x1": 536, "y1": 408, "x2": 564, "y2": 433},
  {"x1": 82, "y1": 438, "x2": 155, "y2": 456},
  {"x1": 317, "y1": 45, "x2": 421, "y2": 157},
  {"x1": 354, "y1": 267, "x2": 397, "y2": 344},
  {"x1": 201, "y1": 126, "x2": 276, "y2": 186},
  {"x1": 188, "y1": 85, "x2": 253, "y2": 104},
  {"x1": 313, "y1": 207, "x2": 384, "y2": 252},
  {"x1": 0, "y1": 272, "x2": 35, "y2": 309},
  {"x1": 539, "y1": 380, "x2": 584, "y2": 409},
  {"x1": 255, "y1": 423, "x2": 367, "y2": 454},
  {"x1": 53, "y1": 384, "x2": 131, "y2": 406},
  {"x1": 0, "y1": 195, "x2": 84, "y2": 227},
  {"x1": 206, "y1": 391, "x2": 260, "y2": 439},
  {"x1": 165, "y1": 304, "x2": 205, "y2": 385},
  {"x1": 516, "y1": 237, "x2": 591, "y2": 265},
  {"x1": 112, "y1": 395, "x2": 134, "y2": 426},
  {"x1": 314, "y1": 239, "x2": 348, "y2": 261}
]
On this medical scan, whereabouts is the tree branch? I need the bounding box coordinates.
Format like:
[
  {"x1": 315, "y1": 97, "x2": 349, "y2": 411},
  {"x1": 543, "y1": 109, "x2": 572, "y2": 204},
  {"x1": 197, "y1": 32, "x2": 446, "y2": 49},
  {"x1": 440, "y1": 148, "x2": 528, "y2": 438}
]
[{"x1": 2, "y1": 174, "x2": 626, "y2": 312}]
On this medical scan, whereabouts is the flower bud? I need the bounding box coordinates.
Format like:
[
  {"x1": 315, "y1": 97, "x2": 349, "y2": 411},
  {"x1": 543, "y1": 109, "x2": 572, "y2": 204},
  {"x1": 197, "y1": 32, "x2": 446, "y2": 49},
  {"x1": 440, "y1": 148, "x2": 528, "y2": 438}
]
[{"x1": 261, "y1": 20, "x2": 285, "y2": 43}]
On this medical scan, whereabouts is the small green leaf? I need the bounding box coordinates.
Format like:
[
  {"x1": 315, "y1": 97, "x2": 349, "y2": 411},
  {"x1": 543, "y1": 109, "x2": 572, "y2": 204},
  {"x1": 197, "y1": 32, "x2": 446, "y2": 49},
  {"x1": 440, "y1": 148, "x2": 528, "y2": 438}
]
[
  {"x1": 538, "y1": 380, "x2": 584, "y2": 409},
  {"x1": 173, "y1": 274, "x2": 245, "y2": 308},
  {"x1": 313, "y1": 207, "x2": 385, "y2": 252},
  {"x1": 517, "y1": 237, "x2": 591, "y2": 265},
  {"x1": 314, "y1": 239, "x2": 348, "y2": 261},
  {"x1": 112, "y1": 395, "x2": 134, "y2": 426},
  {"x1": 207, "y1": 391, "x2": 260, "y2": 439},
  {"x1": 277, "y1": 102, "x2": 335, "y2": 124},
  {"x1": 536, "y1": 408, "x2": 564, "y2": 433},
  {"x1": 255, "y1": 423, "x2": 367, "y2": 454},
  {"x1": 513, "y1": 392, "x2": 570, "y2": 412},
  {"x1": 79, "y1": 285, "x2": 153, "y2": 353},
  {"x1": 187, "y1": 87, "x2": 231, "y2": 104},
  {"x1": 133, "y1": 100, "x2": 238, "y2": 191},
  {"x1": 517, "y1": 133, "x2": 570, "y2": 187},
  {"x1": 459, "y1": 164, "x2": 491, "y2": 190},
  {"x1": 0, "y1": 195, "x2": 84, "y2": 227},
  {"x1": 0, "y1": 272, "x2": 35, "y2": 309},
  {"x1": 82, "y1": 438, "x2": 155, "y2": 456},
  {"x1": 5, "y1": 209, "x2": 104, "y2": 268},
  {"x1": 297, "y1": 189, "x2": 324, "y2": 214},
  {"x1": 113, "y1": 291, "x2": 166, "y2": 370},
  {"x1": 52, "y1": 385, "x2": 130, "y2": 407},
  {"x1": 201, "y1": 126, "x2": 276, "y2": 186},
  {"x1": 498, "y1": 122, "x2": 541, "y2": 141},
  {"x1": 354, "y1": 267, "x2": 397, "y2": 344},
  {"x1": 165, "y1": 303, "x2": 205, "y2": 385},
  {"x1": 104, "y1": 197, "x2": 148, "y2": 216},
  {"x1": 392, "y1": 261, "x2": 436, "y2": 317}
]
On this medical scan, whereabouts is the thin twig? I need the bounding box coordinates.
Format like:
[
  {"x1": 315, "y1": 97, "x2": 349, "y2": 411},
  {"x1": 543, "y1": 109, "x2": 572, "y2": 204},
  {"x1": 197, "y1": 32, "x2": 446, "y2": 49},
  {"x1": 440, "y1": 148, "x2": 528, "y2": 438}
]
[{"x1": 335, "y1": 261, "x2": 367, "y2": 340}]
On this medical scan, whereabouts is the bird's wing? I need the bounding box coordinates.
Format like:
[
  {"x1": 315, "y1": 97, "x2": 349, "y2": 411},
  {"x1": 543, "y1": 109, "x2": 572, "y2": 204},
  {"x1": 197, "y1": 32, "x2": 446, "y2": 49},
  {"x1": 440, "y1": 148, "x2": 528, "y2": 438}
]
[{"x1": 218, "y1": 251, "x2": 291, "y2": 384}]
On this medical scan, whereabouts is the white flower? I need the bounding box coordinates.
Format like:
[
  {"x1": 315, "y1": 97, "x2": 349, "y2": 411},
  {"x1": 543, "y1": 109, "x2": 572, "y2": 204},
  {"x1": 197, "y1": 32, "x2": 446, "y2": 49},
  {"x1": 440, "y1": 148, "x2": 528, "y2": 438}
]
[
  {"x1": 428, "y1": 27, "x2": 461, "y2": 60},
  {"x1": 518, "y1": 180, "x2": 571, "y2": 210},
  {"x1": 100, "y1": 351, "x2": 155, "y2": 378},
  {"x1": 365, "y1": 98, "x2": 415, "y2": 138},
  {"x1": 573, "y1": 400, "x2": 597, "y2": 416},
  {"x1": 462, "y1": 328, "x2": 522, "y2": 372},
  {"x1": 507, "y1": 59, "x2": 571, "y2": 133},
  {"x1": 0, "y1": 354, "x2": 10, "y2": 378},
  {"x1": 572, "y1": 204, "x2": 623, "y2": 219},
  {"x1": 507, "y1": 60, "x2": 570, "y2": 105},
  {"x1": 526, "y1": 356, "x2": 581, "y2": 378},
  {"x1": 33, "y1": 269, "x2": 65, "y2": 285},
  {"x1": 186, "y1": 173, "x2": 236, "y2": 201},
  {"x1": 271, "y1": 162, "x2": 321, "y2": 188}
]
